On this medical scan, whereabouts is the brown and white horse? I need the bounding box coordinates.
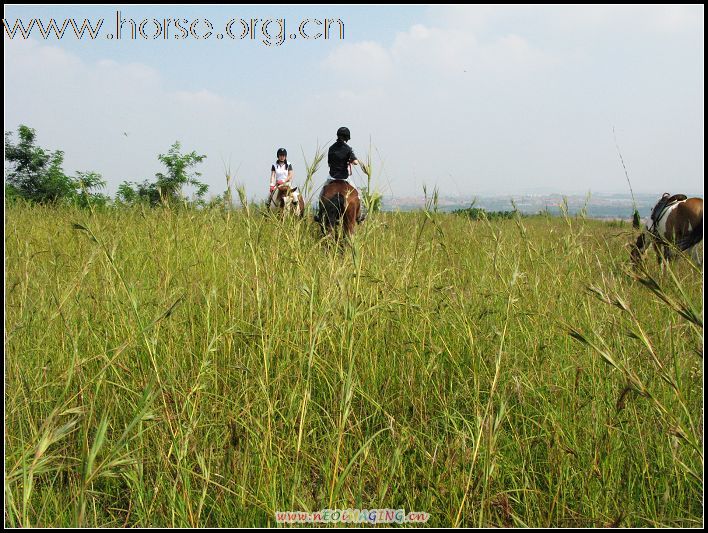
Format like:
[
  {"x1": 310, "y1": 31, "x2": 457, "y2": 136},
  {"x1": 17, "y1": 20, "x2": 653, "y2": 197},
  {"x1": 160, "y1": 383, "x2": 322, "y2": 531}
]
[
  {"x1": 631, "y1": 194, "x2": 703, "y2": 266},
  {"x1": 318, "y1": 180, "x2": 360, "y2": 242},
  {"x1": 269, "y1": 184, "x2": 305, "y2": 218}
]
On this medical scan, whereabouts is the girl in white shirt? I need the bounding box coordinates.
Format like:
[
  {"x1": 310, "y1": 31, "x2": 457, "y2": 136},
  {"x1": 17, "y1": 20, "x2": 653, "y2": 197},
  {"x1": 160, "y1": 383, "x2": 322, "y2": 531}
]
[
  {"x1": 270, "y1": 148, "x2": 293, "y2": 192},
  {"x1": 269, "y1": 148, "x2": 299, "y2": 209}
]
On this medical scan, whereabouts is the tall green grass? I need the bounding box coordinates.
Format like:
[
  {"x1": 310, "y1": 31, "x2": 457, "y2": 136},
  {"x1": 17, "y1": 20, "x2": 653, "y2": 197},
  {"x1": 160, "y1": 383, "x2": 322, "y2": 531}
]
[{"x1": 4, "y1": 203, "x2": 703, "y2": 527}]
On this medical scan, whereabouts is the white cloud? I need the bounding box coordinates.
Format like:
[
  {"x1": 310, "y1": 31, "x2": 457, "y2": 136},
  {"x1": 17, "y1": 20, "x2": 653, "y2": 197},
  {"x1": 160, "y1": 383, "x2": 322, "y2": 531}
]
[
  {"x1": 4, "y1": 6, "x2": 703, "y2": 199},
  {"x1": 171, "y1": 89, "x2": 242, "y2": 112},
  {"x1": 427, "y1": 5, "x2": 703, "y2": 35},
  {"x1": 4, "y1": 38, "x2": 249, "y2": 196},
  {"x1": 323, "y1": 21, "x2": 557, "y2": 81},
  {"x1": 322, "y1": 41, "x2": 392, "y2": 78},
  {"x1": 643, "y1": 5, "x2": 703, "y2": 33},
  {"x1": 316, "y1": 8, "x2": 702, "y2": 196}
]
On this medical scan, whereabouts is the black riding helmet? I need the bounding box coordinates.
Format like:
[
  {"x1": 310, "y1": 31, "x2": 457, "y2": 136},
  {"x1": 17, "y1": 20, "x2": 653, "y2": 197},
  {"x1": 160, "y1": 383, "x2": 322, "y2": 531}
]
[
  {"x1": 277, "y1": 148, "x2": 287, "y2": 157},
  {"x1": 336, "y1": 127, "x2": 350, "y2": 141}
]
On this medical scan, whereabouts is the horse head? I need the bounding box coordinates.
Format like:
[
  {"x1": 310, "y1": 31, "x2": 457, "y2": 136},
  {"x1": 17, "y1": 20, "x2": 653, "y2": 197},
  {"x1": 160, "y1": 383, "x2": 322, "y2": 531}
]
[
  {"x1": 630, "y1": 232, "x2": 647, "y2": 265},
  {"x1": 272, "y1": 184, "x2": 304, "y2": 218}
]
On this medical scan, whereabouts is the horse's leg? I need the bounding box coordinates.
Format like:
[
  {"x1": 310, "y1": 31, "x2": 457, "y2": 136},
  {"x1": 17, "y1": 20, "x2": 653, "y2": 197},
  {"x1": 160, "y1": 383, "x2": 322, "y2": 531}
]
[
  {"x1": 631, "y1": 233, "x2": 647, "y2": 266},
  {"x1": 328, "y1": 225, "x2": 340, "y2": 249},
  {"x1": 664, "y1": 245, "x2": 673, "y2": 262},
  {"x1": 344, "y1": 211, "x2": 355, "y2": 242},
  {"x1": 690, "y1": 242, "x2": 703, "y2": 266},
  {"x1": 320, "y1": 221, "x2": 327, "y2": 238},
  {"x1": 332, "y1": 222, "x2": 341, "y2": 246}
]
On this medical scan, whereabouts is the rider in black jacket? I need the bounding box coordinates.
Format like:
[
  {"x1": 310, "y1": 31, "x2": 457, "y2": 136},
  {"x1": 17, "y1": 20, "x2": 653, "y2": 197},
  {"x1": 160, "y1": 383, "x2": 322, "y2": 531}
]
[{"x1": 314, "y1": 127, "x2": 368, "y2": 223}]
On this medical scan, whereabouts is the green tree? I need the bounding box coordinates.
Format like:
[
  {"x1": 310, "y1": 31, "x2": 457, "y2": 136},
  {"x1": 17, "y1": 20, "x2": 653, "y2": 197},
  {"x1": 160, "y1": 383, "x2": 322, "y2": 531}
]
[
  {"x1": 155, "y1": 141, "x2": 208, "y2": 206},
  {"x1": 5, "y1": 125, "x2": 107, "y2": 206},
  {"x1": 116, "y1": 141, "x2": 208, "y2": 207},
  {"x1": 116, "y1": 179, "x2": 160, "y2": 206},
  {"x1": 74, "y1": 171, "x2": 110, "y2": 208},
  {"x1": 5, "y1": 125, "x2": 74, "y2": 204}
]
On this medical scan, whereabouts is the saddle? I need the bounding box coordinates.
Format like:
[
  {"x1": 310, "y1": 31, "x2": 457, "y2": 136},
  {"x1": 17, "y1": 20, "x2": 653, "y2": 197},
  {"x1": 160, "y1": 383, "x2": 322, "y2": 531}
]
[{"x1": 649, "y1": 193, "x2": 687, "y2": 232}]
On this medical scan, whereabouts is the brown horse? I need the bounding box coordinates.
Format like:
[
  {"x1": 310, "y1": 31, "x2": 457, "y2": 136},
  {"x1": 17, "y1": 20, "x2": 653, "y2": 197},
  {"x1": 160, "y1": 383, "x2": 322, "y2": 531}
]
[
  {"x1": 631, "y1": 194, "x2": 703, "y2": 266},
  {"x1": 318, "y1": 180, "x2": 360, "y2": 241},
  {"x1": 269, "y1": 184, "x2": 304, "y2": 218}
]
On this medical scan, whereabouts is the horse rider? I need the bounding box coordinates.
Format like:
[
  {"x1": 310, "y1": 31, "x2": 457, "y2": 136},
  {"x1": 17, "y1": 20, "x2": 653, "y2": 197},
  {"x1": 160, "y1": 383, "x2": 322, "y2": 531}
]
[
  {"x1": 314, "y1": 127, "x2": 368, "y2": 224},
  {"x1": 268, "y1": 148, "x2": 298, "y2": 207}
]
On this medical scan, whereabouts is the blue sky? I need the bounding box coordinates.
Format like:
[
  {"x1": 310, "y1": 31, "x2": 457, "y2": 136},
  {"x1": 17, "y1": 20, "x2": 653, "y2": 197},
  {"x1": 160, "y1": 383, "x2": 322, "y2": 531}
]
[{"x1": 4, "y1": 5, "x2": 704, "y2": 200}]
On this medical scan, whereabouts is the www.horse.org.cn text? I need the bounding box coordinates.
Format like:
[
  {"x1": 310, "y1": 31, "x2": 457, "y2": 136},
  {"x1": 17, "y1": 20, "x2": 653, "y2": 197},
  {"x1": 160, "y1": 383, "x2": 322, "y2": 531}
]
[{"x1": 3, "y1": 12, "x2": 345, "y2": 46}]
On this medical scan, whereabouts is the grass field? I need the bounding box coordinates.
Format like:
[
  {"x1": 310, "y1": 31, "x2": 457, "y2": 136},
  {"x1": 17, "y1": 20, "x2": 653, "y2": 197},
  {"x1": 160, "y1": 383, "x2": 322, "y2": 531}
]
[{"x1": 4, "y1": 203, "x2": 703, "y2": 527}]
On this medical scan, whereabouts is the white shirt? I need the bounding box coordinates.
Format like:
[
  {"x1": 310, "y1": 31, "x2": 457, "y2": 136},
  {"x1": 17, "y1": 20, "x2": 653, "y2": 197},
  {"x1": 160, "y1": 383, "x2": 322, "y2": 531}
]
[{"x1": 273, "y1": 161, "x2": 291, "y2": 184}]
